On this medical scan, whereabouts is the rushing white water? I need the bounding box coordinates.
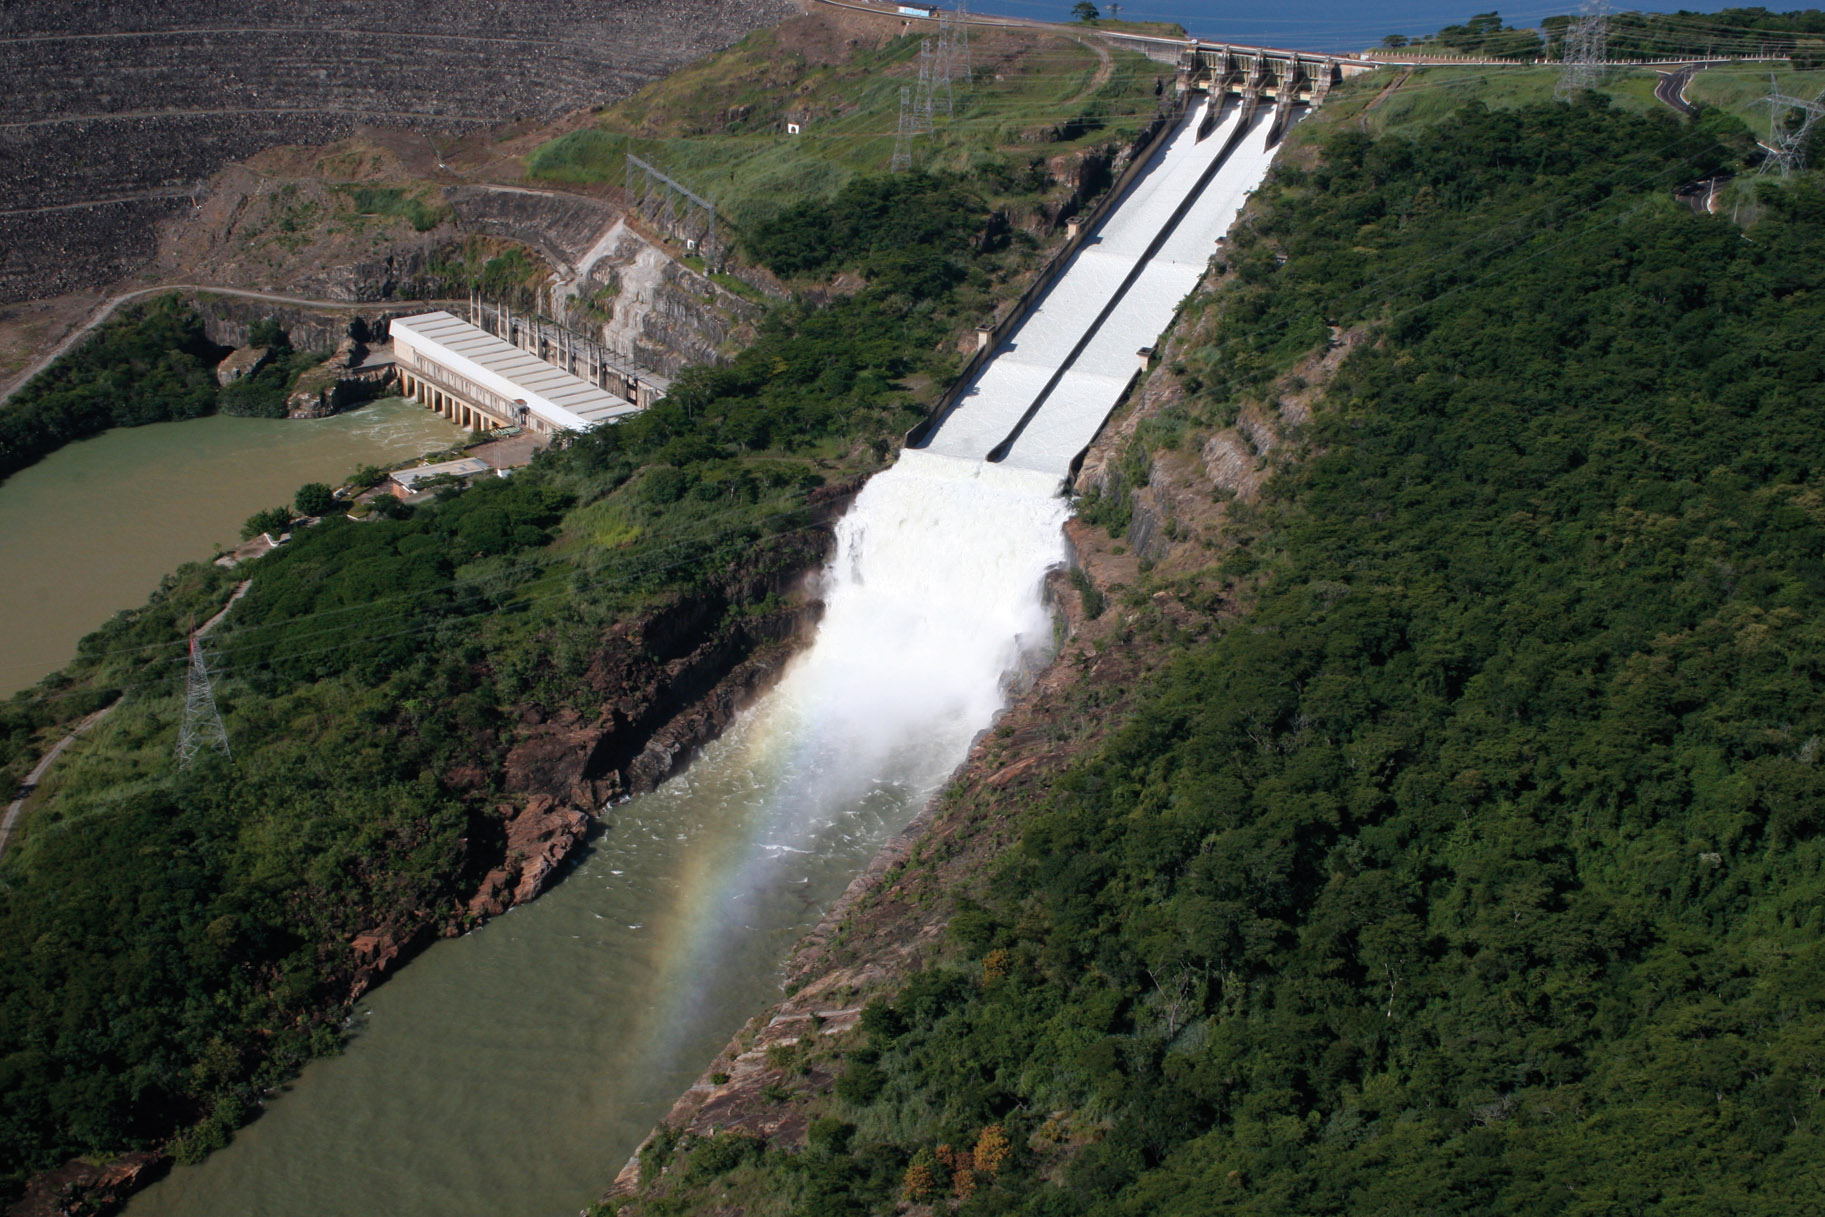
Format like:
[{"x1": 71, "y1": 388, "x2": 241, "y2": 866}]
[
  {"x1": 631, "y1": 447, "x2": 1070, "y2": 1066},
  {"x1": 125, "y1": 448, "x2": 1071, "y2": 1217},
  {"x1": 776, "y1": 448, "x2": 1070, "y2": 777}
]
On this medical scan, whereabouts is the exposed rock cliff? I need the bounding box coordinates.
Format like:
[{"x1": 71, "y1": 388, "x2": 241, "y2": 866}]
[{"x1": 319, "y1": 507, "x2": 859, "y2": 1073}]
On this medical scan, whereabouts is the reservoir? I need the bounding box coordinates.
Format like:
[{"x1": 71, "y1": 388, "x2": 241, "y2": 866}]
[{"x1": 0, "y1": 399, "x2": 463, "y2": 697}]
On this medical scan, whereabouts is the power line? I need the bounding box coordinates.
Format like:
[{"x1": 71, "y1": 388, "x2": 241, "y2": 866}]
[{"x1": 624, "y1": 153, "x2": 720, "y2": 263}]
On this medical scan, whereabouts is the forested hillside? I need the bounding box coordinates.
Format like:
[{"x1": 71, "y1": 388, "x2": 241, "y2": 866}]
[{"x1": 615, "y1": 96, "x2": 1825, "y2": 1215}]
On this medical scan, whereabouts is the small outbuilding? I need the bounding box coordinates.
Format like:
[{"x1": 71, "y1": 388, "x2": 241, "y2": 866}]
[{"x1": 388, "y1": 456, "x2": 492, "y2": 499}]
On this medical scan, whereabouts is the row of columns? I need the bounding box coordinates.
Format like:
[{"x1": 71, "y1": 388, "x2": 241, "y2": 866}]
[
  {"x1": 1185, "y1": 50, "x2": 1335, "y2": 102},
  {"x1": 398, "y1": 369, "x2": 504, "y2": 432},
  {"x1": 478, "y1": 303, "x2": 659, "y2": 409}
]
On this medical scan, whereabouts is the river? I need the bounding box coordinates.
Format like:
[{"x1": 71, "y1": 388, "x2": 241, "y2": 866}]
[
  {"x1": 123, "y1": 450, "x2": 1069, "y2": 1217},
  {"x1": 0, "y1": 399, "x2": 464, "y2": 698}
]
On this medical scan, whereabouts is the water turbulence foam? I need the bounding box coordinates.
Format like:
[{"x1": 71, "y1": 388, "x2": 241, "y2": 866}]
[
  {"x1": 638, "y1": 447, "x2": 1070, "y2": 1065},
  {"x1": 123, "y1": 448, "x2": 1069, "y2": 1217}
]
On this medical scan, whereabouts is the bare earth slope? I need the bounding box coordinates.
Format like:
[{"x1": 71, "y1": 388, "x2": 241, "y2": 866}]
[{"x1": 0, "y1": 0, "x2": 791, "y2": 302}]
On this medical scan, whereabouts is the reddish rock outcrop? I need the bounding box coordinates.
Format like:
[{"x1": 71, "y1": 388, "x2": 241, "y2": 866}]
[
  {"x1": 462, "y1": 510, "x2": 858, "y2": 931},
  {"x1": 464, "y1": 796, "x2": 588, "y2": 918},
  {"x1": 347, "y1": 930, "x2": 405, "y2": 1001},
  {"x1": 7, "y1": 1149, "x2": 162, "y2": 1217}
]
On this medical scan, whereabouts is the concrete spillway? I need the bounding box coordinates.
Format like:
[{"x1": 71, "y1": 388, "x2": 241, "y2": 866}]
[{"x1": 919, "y1": 97, "x2": 1287, "y2": 479}]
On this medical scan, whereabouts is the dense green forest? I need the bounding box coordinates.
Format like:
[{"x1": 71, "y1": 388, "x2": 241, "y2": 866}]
[
  {"x1": 0, "y1": 168, "x2": 1020, "y2": 1197},
  {"x1": 0, "y1": 302, "x2": 325, "y2": 485},
  {"x1": 1385, "y1": 12, "x2": 1545, "y2": 58},
  {"x1": 619, "y1": 99, "x2": 1825, "y2": 1215},
  {"x1": 1388, "y1": 7, "x2": 1825, "y2": 65},
  {"x1": 1591, "y1": 7, "x2": 1825, "y2": 65},
  {"x1": 0, "y1": 299, "x2": 221, "y2": 483}
]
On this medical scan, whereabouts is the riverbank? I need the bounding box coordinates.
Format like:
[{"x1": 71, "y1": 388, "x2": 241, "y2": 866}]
[{"x1": 0, "y1": 399, "x2": 463, "y2": 698}]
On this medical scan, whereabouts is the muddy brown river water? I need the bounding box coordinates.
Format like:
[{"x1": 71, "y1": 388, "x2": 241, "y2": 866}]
[
  {"x1": 0, "y1": 398, "x2": 463, "y2": 697},
  {"x1": 121, "y1": 451, "x2": 1069, "y2": 1217}
]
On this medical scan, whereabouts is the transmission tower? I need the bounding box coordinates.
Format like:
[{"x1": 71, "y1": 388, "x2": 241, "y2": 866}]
[
  {"x1": 1758, "y1": 74, "x2": 1825, "y2": 175},
  {"x1": 175, "y1": 620, "x2": 230, "y2": 768},
  {"x1": 1556, "y1": 0, "x2": 1610, "y2": 98},
  {"x1": 912, "y1": 38, "x2": 940, "y2": 133},
  {"x1": 892, "y1": 87, "x2": 915, "y2": 171},
  {"x1": 952, "y1": 0, "x2": 973, "y2": 85},
  {"x1": 933, "y1": 15, "x2": 963, "y2": 117}
]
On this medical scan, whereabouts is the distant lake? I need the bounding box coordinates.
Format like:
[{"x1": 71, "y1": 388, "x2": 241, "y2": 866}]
[{"x1": 967, "y1": 0, "x2": 1758, "y2": 55}]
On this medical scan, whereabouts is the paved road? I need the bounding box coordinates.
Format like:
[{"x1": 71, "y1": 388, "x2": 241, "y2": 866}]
[
  {"x1": 1654, "y1": 63, "x2": 1715, "y2": 115},
  {"x1": 0, "y1": 702, "x2": 117, "y2": 858}
]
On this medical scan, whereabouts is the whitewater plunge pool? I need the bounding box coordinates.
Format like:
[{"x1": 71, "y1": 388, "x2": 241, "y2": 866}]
[{"x1": 124, "y1": 452, "x2": 1070, "y2": 1217}]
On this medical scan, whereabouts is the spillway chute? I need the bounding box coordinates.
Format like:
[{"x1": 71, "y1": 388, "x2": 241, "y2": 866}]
[{"x1": 919, "y1": 92, "x2": 1290, "y2": 481}]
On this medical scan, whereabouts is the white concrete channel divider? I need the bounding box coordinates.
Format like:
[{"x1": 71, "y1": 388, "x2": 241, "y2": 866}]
[
  {"x1": 1001, "y1": 116, "x2": 1283, "y2": 474},
  {"x1": 918, "y1": 95, "x2": 1290, "y2": 481}
]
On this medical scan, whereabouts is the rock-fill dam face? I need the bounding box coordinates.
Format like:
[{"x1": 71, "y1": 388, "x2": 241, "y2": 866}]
[{"x1": 0, "y1": 0, "x2": 792, "y2": 301}]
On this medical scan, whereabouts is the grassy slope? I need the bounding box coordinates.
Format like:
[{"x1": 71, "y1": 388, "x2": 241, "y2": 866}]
[
  {"x1": 1356, "y1": 61, "x2": 1825, "y2": 137},
  {"x1": 525, "y1": 17, "x2": 1172, "y2": 225},
  {"x1": 1685, "y1": 63, "x2": 1825, "y2": 134}
]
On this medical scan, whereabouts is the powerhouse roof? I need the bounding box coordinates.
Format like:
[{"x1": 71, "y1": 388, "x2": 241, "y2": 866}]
[{"x1": 390, "y1": 311, "x2": 638, "y2": 430}]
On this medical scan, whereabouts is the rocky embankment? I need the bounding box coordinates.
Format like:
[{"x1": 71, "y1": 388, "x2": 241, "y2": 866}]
[
  {"x1": 340, "y1": 491, "x2": 863, "y2": 1004},
  {"x1": 0, "y1": 0, "x2": 793, "y2": 301}
]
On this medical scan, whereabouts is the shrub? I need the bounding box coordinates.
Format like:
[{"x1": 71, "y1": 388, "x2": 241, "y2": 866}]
[
  {"x1": 240, "y1": 506, "x2": 292, "y2": 540},
  {"x1": 294, "y1": 483, "x2": 336, "y2": 516}
]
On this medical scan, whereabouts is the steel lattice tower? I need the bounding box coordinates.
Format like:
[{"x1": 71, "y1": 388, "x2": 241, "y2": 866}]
[
  {"x1": 1556, "y1": 0, "x2": 1610, "y2": 97},
  {"x1": 912, "y1": 38, "x2": 939, "y2": 134},
  {"x1": 1758, "y1": 75, "x2": 1825, "y2": 175},
  {"x1": 892, "y1": 86, "x2": 915, "y2": 171},
  {"x1": 176, "y1": 622, "x2": 230, "y2": 768},
  {"x1": 953, "y1": 0, "x2": 973, "y2": 85},
  {"x1": 933, "y1": 14, "x2": 958, "y2": 116}
]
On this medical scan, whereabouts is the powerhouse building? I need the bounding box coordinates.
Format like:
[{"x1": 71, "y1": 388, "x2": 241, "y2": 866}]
[{"x1": 389, "y1": 311, "x2": 641, "y2": 435}]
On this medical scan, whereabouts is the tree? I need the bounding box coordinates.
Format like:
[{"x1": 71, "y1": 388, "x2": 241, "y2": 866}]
[
  {"x1": 1072, "y1": 1, "x2": 1099, "y2": 21},
  {"x1": 1381, "y1": 33, "x2": 1411, "y2": 48},
  {"x1": 240, "y1": 506, "x2": 292, "y2": 541},
  {"x1": 294, "y1": 483, "x2": 336, "y2": 517},
  {"x1": 247, "y1": 318, "x2": 290, "y2": 350},
  {"x1": 368, "y1": 493, "x2": 412, "y2": 521}
]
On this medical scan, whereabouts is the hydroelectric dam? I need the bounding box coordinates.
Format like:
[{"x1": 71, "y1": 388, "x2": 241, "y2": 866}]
[{"x1": 122, "y1": 91, "x2": 1293, "y2": 1217}]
